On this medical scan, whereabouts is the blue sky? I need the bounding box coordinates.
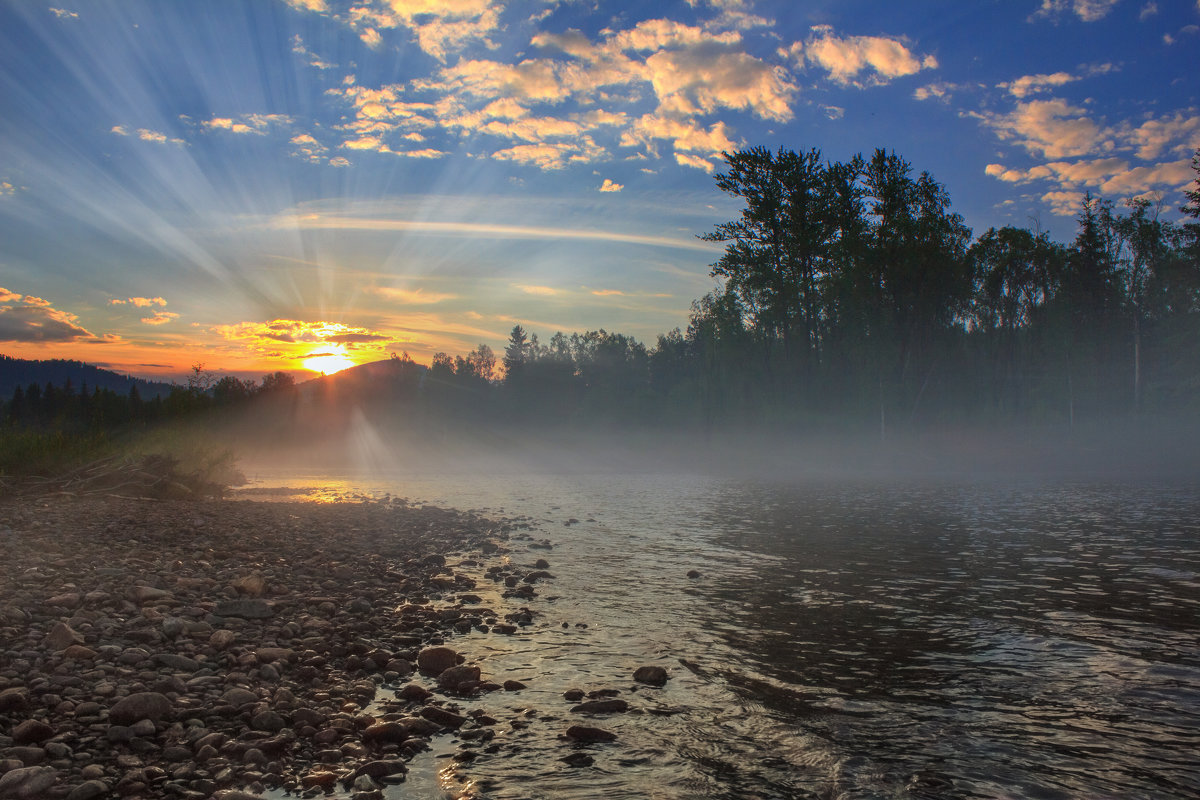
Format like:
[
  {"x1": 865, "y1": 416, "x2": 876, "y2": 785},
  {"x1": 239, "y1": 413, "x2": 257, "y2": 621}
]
[{"x1": 0, "y1": 0, "x2": 1197, "y2": 379}]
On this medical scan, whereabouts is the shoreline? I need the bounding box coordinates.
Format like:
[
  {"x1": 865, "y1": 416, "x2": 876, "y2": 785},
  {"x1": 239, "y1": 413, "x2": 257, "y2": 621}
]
[{"x1": 0, "y1": 494, "x2": 557, "y2": 800}]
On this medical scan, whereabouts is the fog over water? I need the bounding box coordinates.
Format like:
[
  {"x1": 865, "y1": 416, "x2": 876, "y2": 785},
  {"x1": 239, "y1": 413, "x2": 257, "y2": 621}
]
[{"x1": 233, "y1": 414, "x2": 1200, "y2": 799}]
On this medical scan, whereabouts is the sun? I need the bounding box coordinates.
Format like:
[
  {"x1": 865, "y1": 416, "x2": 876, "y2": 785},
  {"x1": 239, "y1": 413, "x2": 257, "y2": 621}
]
[{"x1": 302, "y1": 349, "x2": 356, "y2": 375}]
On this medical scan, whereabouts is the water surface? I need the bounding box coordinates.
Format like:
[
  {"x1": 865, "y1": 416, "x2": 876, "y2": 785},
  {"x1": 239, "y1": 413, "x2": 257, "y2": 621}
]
[{"x1": 244, "y1": 471, "x2": 1200, "y2": 799}]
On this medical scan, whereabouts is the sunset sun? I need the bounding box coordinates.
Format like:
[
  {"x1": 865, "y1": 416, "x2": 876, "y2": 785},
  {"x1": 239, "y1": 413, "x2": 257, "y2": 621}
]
[{"x1": 302, "y1": 350, "x2": 356, "y2": 375}]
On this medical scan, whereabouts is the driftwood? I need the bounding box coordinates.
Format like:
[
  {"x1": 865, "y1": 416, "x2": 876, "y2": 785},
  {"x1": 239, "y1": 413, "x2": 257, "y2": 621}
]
[{"x1": 1, "y1": 453, "x2": 231, "y2": 500}]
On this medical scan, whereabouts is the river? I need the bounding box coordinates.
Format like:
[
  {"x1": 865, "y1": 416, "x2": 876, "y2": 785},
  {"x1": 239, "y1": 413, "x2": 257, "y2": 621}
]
[{"x1": 242, "y1": 468, "x2": 1200, "y2": 799}]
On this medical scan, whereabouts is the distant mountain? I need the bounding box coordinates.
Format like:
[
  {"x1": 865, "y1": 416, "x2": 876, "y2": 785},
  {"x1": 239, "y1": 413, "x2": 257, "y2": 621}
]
[
  {"x1": 0, "y1": 355, "x2": 177, "y2": 400},
  {"x1": 298, "y1": 357, "x2": 427, "y2": 396}
]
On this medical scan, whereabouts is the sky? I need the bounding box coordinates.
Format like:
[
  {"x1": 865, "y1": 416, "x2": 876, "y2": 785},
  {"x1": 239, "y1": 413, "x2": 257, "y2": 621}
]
[{"x1": 0, "y1": 0, "x2": 1197, "y2": 381}]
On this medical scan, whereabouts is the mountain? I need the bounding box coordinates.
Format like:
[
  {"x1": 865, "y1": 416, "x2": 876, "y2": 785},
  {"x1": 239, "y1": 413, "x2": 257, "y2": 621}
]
[{"x1": 0, "y1": 355, "x2": 177, "y2": 400}]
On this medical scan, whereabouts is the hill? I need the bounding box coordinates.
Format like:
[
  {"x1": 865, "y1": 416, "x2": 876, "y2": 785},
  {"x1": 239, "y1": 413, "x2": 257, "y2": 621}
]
[{"x1": 0, "y1": 355, "x2": 177, "y2": 400}]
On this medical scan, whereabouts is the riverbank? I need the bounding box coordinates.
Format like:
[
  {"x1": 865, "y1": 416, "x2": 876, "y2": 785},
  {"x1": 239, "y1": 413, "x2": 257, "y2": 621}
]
[{"x1": 0, "y1": 494, "x2": 573, "y2": 800}]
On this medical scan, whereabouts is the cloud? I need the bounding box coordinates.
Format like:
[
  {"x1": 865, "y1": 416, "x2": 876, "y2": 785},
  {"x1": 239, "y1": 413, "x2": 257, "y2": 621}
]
[
  {"x1": 675, "y1": 152, "x2": 716, "y2": 172},
  {"x1": 49, "y1": 8, "x2": 78, "y2": 19},
  {"x1": 291, "y1": 133, "x2": 329, "y2": 162},
  {"x1": 791, "y1": 27, "x2": 937, "y2": 87},
  {"x1": 1041, "y1": 190, "x2": 1087, "y2": 215},
  {"x1": 213, "y1": 319, "x2": 397, "y2": 361},
  {"x1": 644, "y1": 46, "x2": 795, "y2": 121},
  {"x1": 202, "y1": 114, "x2": 291, "y2": 135},
  {"x1": 591, "y1": 289, "x2": 627, "y2": 296},
  {"x1": 974, "y1": 99, "x2": 1110, "y2": 159},
  {"x1": 0, "y1": 181, "x2": 15, "y2": 197},
  {"x1": 140, "y1": 311, "x2": 180, "y2": 325},
  {"x1": 1139, "y1": 2, "x2": 1158, "y2": 20},
  {"x1": 283, "y1": 0, "x2": 328, "y2": 10},
  {"x1": 599, "y1": 178, "x2": 624, "y2": 192},
  {"x1": 1031, "y1": 0, "x2": 1121, "y2": 22},
  {"x1": 374, "y1": 287, "x2": 458, "y2": 304},
  {"x1": 0, "y1": 296, "x2": 98, "y2": 343},
  {"x1": 291, "y1": 35, "x2": 336, "y2": 69},
  {"x1": 329, "y1": 156, "x2": 351, "y2": 167},
  {"x1": 129, "y1": 296, "x2": 167, "y2": 308},
  {"x1": 515, "y1": 284, "x2": 558, "y2": 295}
]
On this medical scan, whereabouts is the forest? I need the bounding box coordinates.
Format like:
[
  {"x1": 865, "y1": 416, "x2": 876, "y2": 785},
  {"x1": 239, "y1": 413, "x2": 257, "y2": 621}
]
[{"x1": 5, "y1": 145, "x2": 1200, "y2": 442}]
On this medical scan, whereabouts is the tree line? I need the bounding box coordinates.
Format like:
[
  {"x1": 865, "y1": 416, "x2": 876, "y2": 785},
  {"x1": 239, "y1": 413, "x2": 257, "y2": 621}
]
[{"x1": 5, "y1": 145, "x2": 1198, "y2": 438}]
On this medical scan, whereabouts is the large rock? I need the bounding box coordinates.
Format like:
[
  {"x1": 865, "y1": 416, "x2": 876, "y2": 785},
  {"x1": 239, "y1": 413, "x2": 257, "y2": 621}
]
[
  {"x1": 416, "y1": 646, "x2": 459, "y2": 675},
  {"x1": 571, "y1": 699, "x2": 629, "y2": 714},
  {"x1": 0, "y1": 766, "x2": 57, "y2": 799},
  {"x1": 11, "y1": 719, "x2": 54, "y2": 745},
  {"x1": 0, "y1": 688, "x2": 29, "y2": 713},
  {"x1": 633, "y1": 665, "x2": 668, "y2": 686},
  {"x1": 220, "y1": 688, "x2": 258, "y2": 706},
  {"x1": 214, "y1": 599, "x2": 274, "y2": 619},
  {"x1": 565, "y1": 725, "x2": 617, "y2": 743},
  {"x1": 437, "y1": 665, "x2": 481, "y2": 691},
  {"x1": 42, "y1": 622, "x2": 83, "y2": 651},
  {"x1": 129, "y1": 586, "x2": 173, "y2": 605},
  {"x1": 108, "y1": 692, "x2": 172, "y2": 724}
]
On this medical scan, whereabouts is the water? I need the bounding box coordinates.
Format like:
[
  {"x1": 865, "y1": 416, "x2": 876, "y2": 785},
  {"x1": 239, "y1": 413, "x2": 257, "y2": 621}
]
[{"x1": 242, "y1": 470, "x2": 1200, "y2": 799}]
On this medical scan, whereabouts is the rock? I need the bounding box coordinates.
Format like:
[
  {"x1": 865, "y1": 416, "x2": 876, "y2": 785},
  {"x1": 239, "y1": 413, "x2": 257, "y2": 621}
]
[
  {"x1": 43, "y1": 622, "x2": 83, "y2": 651},
  {"x1": 396, "y1": 684, "x2": 432, "y2": 703},
  {"x1": 214, "y1": 599, "x2": 274, "y2": 619},
  {"x1": 419, "y1": 706, "x2": 466, "y2": 729},
  {"x1": 633, "y1": 666, "x2": 668, "y2": 686},
  {"x1": 250, "y1": 710, "x2": 286, "y2": 732},
  {"x1": 160, "y1": 617, "x2": 186, "y2": 638},
  {"x1": 4, "y1": 748, "x2": 45, "y2": 766},
  {"x1": 502, "y1": 680, "x2": 526, "y2": 691},
  {"x1": 130, "y1": 586, "x2": 172, "y2": 605},
  {"x1": 0, "y1": 766, "x2": 57, "y2": 799},
  {"x1": 571, "y1": 699, "x2": 629, "y2": 714},
  {"x1": 231, "y1": 573, "x2": 267, "y2": 597},
  {"x1": 563, "y1": 689, "x2": 585, "y2": 702},
  {"x1": 156, "y1": 653, "x2": 199, "y2": 672},
  {"x1": 362, "y1": 722, "x2": 408, "y2": 744},
  {"x1": 209, "y1": 629, "x2": 236, "y2": 649},
  {"x1": 437, "y1": 665, "x2": 481, "y2": 691},
  {"x1": 12, "y1": 720, "x2": 55, "y2": 745},
  {"x1": 416, "y1": 646, "x2": 459, "y2": 675},
  {"x1": 108, "y1": 692, "x2": 172, "y2": 725},
  {"x1": 686, "y1": 569, "x2": 702, "y2": 578},
  {"x1": 351, "y1": 760, "x2": 408, "y2": 780},
  {"x1": 220, "y1": 688, "x2": 258, "y2": 706},
  {"x1": 0, "y1": 688, "x2": 29, "y2": 713},
  {"x1": 564, "y1": 725, "x2": 616, "y2": 743},
  {"x1": 560, "y1": 752, "x2": 594, "y2": 767},
  {"x1": 61, "y1": 645, "x2": 97, "y2": 660},
  {"x1": 254, "y1": 647, "x2": 293, "y2": 664},
  {"x1": 301, "y1": 771, "x2": 338, "y2": 789},
  {"x1": 64, "y1": 780, "x2": 108, "y2": 800}
]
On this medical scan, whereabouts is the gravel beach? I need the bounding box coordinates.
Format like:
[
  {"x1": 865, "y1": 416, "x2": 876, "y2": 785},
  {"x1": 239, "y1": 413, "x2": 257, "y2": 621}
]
[{"x1": 0, "y1": 493, "x2": 549, "y2": 800}]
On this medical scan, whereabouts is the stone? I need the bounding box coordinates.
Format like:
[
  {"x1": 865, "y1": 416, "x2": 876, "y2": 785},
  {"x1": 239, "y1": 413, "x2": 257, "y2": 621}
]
[
  {"x1": 64, "y1": 780, "x2": 108, "y2": 800},
  {"x1": 220, "y1": 688, "x2": 258, "y2": 706},
  {"x1": 686, "y1": 569, "x2": 702, "y2": 579},
  {"x1": 565, "y1": 725, "x2": 616, "y2": 743},
  {"x1": 351, "y1": 760, "x2": 408, "y2": 780},
  {"x1": 4, "y1": 748, "x2": 45, "y2": 766},
  {"x1": 231, "y1": 573, "x2": 267, "y2": 597},
  {"x1": 437, "y1": 665, "x2": 480, "y2": 691},
  {"x1": 254, "y1": 647, "x2": 293, "y2": 664},
  {"x1": 0, "y1": 688, "x2": 29, "y2": 712},
  {"x1": 250, "y1": 711, "x2": 286, "y2": 733},
  {"x1": 61, "y1": 645, "x2": 97, "y2": 660},
  {"x1": 571, "y1": 699, "x2": 629, "y2": 714},
  {"x1": 12, "y1": 720, "x2": 55, "y2": 745},
  {"x1": 362, "y1": 722, "x2": 408, "y2": 744},
  {"x1": 108, "y1": 692, "x2": 172, "y2": 725},
  {"x1": 209, "y1": 629, "x2": 236, "y2": 649},
  {"x1": 502, "y1": 680, "x2": 526, "y2": 691},
  {"x1": 416, "y1": 646, "x2": 458, "y2": 675},
  {"x1": 156, "y1": 653, "x2": 199, "y2": 672},
  {"x1": 560, "y1": 752, "x2": 594, "y2": 767},
  {"x1": 214, "y1": 599, "x2": 274, "y2": 619},
  {"x1": 419, "y1": 706, "x2": 466, "y2": 729},
  {"x1": 130, "y1": 586, "x2": 172, "y2": 605},
  {"x1": 160, "y1": 617, "x2": 186, "y2": 638},
  {"x1": 43, "y1": 622, "x2": 83, "y2": 651},
  {"x1": 0, "y1": 766, "x2": 57, "y2": 799},
  {"x1": 633, "y1": 666, "x2": 668, "y2": 686}
]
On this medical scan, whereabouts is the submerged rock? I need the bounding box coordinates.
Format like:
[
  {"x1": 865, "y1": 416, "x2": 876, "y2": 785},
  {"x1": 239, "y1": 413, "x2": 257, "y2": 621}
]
[{"x1": 633, "y1": 666, "x2": 668, "y2": 686}]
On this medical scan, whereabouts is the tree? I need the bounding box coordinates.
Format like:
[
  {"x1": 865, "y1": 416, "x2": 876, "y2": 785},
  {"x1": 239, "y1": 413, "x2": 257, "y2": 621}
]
[{"x1": 503, "y1": 325, "x2": 530, "y2": 380}]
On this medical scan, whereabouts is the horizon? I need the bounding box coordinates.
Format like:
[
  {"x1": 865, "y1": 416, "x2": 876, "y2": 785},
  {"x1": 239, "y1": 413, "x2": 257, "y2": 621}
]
[{"x1": 1, "y1": 0, "x2": 1198, "y2": 383}]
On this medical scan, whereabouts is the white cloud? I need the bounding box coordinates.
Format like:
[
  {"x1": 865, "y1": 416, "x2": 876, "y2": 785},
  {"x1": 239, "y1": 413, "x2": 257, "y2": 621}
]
[
  {"x1": 141, "y1": 311, "x2": 180, "y2": 326},
  {"x1": 599, "y1": 178, "x2": 624, "y2": 192},
  {"x1": 675, "y1": 152, "x2": 716, "y2": 172},
  {"x1": 1031, "y1": 0, "x2": 1121, "y2": 22},
  {"x1": 1139, "y1": 2, "x2": 1158, "y2": 20},
  {"x1": 136, "y1": 128, "x2": 185, "y2": 145},
  {"x1": 49, "y1": 8, "x2": 78, "y2": 19},
  {"x1": 792, "y1": 27, "x2": 937, "y2": 87}
]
